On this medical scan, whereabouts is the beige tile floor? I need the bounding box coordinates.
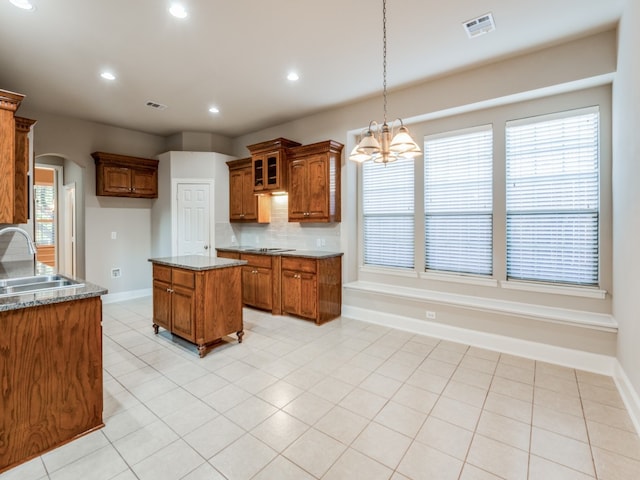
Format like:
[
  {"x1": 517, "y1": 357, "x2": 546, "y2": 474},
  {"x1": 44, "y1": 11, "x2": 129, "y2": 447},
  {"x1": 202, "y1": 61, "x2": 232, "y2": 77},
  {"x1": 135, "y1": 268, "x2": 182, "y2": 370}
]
[{"x1": 2, "y1": 296, "x2": 640, "y2": 480}]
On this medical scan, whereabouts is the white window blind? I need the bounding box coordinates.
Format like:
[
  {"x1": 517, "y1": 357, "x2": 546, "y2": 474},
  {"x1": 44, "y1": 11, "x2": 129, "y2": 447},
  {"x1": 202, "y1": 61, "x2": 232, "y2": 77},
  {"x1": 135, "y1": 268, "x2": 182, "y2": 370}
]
[
  {"x1": 35, "y1": 184, "x2": 55, "y2": 246},
  {"x1": 362, "y1": 158, "x2": 414, "y2": 269},
  {"x1": 506, "y1": 107, "x2": 599, "y2": 286},
  {"x1": 424, "y1": 125, "x2": 493, "y2": 275}
]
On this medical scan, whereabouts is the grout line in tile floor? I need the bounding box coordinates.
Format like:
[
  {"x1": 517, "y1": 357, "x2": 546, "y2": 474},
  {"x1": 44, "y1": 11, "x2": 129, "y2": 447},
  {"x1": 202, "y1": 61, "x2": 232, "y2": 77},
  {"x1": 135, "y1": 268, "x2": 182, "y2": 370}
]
[{"x1": 2, "y1": 296, "x2": 640, "y2": 480}]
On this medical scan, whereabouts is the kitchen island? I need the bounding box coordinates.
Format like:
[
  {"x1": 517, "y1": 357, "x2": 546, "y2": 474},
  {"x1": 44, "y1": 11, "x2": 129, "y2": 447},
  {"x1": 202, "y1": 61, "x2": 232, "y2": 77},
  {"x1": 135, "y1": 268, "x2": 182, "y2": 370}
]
[
  {"x1": 0, "y1": 261, "x2": 107, "y2": 474},
  {"x1": 149, "y1": 255, "x2": 246, "y2": 357}
]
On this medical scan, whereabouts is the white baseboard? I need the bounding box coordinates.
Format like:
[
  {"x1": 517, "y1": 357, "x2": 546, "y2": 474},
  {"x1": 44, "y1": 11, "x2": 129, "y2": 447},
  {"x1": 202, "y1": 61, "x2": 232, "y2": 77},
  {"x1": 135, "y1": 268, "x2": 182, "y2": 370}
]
[
  {"x1": 102, "y1": 288, "x2": 152, "y2": 304},
  {"x1": 342, "y1": 305, "x2": 616, "y2": 376},
  {"x1": 614, "y1": 361, "x2": 640, "y2": 436}
]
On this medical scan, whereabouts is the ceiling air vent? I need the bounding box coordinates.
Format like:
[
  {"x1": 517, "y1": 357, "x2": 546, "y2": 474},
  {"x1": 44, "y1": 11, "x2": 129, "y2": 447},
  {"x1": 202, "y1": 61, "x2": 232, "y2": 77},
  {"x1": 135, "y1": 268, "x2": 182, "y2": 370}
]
[
  {"x1": 145, "y1": 101, "x2": 168, "y2": 110},
  {"x1": 463, "y1": 13, "x2": 495, "y2": 38}
]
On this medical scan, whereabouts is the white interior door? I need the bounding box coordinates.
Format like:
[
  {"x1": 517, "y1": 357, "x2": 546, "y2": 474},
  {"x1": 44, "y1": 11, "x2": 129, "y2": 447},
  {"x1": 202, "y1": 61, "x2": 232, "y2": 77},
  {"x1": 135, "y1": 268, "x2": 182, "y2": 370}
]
[
  {"x1": 63, "y1": 182, "x2": 76, "y2": 276},
  {"x1": 177, "y1": 183, "x2": 211, "y2": 256}
]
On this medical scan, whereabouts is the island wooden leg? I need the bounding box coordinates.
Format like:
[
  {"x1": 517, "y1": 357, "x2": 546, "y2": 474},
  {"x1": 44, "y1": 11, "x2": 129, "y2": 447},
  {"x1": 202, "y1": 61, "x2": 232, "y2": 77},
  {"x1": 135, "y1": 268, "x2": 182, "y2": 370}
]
[
  {"x1": 197, "y1": 344, "x2": 206, "y2": 358},
  {"x1": 237, "y1": 330, "x2": 244, "y2": 343},
  {"x1": 153, "y1": 323, "x2": 159, "y2": 334}
]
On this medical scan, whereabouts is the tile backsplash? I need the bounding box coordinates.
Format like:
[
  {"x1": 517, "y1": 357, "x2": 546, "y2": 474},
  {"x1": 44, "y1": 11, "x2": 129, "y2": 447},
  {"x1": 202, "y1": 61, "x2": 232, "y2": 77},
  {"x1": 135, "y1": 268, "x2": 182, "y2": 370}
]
[
  {"x1": 215, "y1": 195, "x2": 341, "y2": 251},
  {"x1": 0, "y1": 227, "x2": 35, "y2": 263}
]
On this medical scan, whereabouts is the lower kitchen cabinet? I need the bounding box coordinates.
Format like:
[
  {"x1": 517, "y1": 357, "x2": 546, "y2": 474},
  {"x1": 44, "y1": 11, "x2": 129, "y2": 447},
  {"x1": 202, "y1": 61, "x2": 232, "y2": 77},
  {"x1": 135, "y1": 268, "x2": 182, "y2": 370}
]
[
  {"x1": 239, "y1": 253, "x2": 281, "y2": 313},
  {"x1": 282, "y1": 268, "x2": 317, "y2": 319},
  {"x1": 152, "y1": 262, "x2": 243, "y2": 356},
  {"x1": 281, "y1": 255, "x2": 342, "y2": 324},
  {"x1": 216, "y1": 249, "x2": 342, "y2": 323},
  {"x1": 0, "y1": 297, "x2": 104, "y2": 473}
]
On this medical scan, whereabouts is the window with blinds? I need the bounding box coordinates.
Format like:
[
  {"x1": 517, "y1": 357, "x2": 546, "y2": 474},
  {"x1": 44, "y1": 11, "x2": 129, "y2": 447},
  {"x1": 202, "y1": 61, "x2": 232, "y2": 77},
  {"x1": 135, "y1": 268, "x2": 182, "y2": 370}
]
[
  {"x1": 362, "y1": 158, "x2": 414, "y2": 269},
  {"x1": 506, "y1": 107, "x2": 599, "y2": 286},
  {"x1": 424, "y1": 125, "x2": 493, "y2": 275},
  {"x1": 35, "y1": 184, "x2": 55, "y2": 246}
]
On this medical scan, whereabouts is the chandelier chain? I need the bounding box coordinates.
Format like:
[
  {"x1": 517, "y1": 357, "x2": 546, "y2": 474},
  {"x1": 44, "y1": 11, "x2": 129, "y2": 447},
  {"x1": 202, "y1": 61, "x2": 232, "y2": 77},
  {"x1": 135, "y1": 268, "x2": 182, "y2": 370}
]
[{"x1": 382, "y1": 0, "x2": 387, "y2": 124}]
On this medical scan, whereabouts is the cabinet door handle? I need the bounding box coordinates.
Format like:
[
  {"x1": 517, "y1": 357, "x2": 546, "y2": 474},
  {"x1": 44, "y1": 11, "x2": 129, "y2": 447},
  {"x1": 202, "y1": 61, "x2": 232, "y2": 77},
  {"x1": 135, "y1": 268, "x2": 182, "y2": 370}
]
[{"x1": 166, "y1": 288, "x2": 174, "y2": 293}]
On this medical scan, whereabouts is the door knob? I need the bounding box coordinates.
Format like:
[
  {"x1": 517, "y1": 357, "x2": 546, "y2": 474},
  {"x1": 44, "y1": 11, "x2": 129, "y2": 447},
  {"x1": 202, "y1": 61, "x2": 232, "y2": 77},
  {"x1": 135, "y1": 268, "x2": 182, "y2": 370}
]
[{"x1": 204, "y1": 245, "x2": 209, "y2": 250}]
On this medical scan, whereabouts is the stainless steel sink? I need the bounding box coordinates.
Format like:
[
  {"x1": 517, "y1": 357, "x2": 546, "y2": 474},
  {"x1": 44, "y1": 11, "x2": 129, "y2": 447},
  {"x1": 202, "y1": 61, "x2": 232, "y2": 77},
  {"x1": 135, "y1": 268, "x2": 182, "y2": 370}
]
[{"x1": 0, "y1": 274, "x2": 84, "y2": 297}]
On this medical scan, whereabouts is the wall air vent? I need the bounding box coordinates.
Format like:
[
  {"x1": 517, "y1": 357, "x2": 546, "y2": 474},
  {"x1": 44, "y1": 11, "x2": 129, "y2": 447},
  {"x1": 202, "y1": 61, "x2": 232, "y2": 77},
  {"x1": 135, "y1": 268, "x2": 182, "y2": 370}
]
[
  {"x1": 463, "y1": 13, "x2": 495, "y2": 38},
  {"x1": 145, "y1": 101, "x2": 168, "y2": 110}
]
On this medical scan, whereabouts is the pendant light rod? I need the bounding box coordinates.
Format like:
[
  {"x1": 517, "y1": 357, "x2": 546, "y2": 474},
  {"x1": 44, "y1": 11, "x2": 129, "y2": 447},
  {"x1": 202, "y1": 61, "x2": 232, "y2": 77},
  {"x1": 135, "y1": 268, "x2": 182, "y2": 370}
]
[
  {"x1": 382, "y1": 0, "x2": 388, "y2": 126},
  {"x1": 349, "y1": 0, "x2": 421, "y2": 164}
]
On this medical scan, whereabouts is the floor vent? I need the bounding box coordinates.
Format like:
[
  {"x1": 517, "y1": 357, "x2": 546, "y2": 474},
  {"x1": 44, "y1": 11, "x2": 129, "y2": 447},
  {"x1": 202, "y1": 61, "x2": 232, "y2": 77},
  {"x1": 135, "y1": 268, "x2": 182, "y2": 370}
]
[
  {"x1": 145, "y1": 101, "x2": 168, "y2": 110},
  {"x1": 463, "y1": 13, "x2": 495, "y2": 38}
]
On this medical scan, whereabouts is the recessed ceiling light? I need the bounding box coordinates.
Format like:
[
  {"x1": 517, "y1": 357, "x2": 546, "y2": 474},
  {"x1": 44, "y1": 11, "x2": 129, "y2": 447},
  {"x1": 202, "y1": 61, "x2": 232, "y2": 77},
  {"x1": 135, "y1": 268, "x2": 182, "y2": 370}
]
[
  {"x1": 10, "y1": 0, "x2": 35, "y2": 11},
  {"x1": 208, "y1": 106, "x2": 220, "y2": 114},
  {"x1": 169, "y1": 3, "x2": 188, "y2": 19},
  {"x1": 287, "y1": 72, "x2": 299, "y2": 82},
  {"x1": 100, "y1": 72, "x2": 116, "y2": 81}
]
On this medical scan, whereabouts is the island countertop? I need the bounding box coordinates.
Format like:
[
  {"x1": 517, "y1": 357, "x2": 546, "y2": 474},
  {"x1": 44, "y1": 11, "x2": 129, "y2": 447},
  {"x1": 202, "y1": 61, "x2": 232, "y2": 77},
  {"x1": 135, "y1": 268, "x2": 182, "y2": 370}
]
[
  {"x1": 215, "y1": 246, "x2": 343, "y2": 259},
  {"x1": 148, "y1": 255, "x2": 247, "y2": 271},
  {"x1": 0, "y1": 261, "x2": 107, "y2": 312}
]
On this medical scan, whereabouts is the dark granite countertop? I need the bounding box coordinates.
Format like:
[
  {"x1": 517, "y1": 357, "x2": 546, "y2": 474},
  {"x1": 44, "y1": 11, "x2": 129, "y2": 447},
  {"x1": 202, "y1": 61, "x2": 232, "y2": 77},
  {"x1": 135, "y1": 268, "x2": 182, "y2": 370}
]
[
  {"x1": 0, "y1": 261, "x2": 108, "y2": 312},
  {"x1": 216, "y1": 246, "x2": 343, "y2": 259},
  {"x1": 148, "y1": 255, "x2": 247, "y2": 270}
]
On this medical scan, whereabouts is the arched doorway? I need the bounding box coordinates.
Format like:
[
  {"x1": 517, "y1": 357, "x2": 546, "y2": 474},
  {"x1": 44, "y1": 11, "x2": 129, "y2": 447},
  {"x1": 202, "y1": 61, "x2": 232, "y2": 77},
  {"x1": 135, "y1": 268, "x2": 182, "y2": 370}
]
[{"x1": 34, "y1": 154, "x2": 84, "y2": 278}]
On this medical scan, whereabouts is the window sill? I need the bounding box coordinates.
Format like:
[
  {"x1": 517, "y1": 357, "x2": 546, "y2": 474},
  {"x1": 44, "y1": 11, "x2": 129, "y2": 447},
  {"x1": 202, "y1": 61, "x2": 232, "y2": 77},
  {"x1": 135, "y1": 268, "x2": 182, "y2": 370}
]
[
  {"x1": 420, "y1": 271, "x2": 498, "y2": 287},
  {"x1": 500, "y1": 280, "x2": 607, "y2": 300},
  {"x1": 344, "y1": 280, "x2": 616, "y2": 332}
]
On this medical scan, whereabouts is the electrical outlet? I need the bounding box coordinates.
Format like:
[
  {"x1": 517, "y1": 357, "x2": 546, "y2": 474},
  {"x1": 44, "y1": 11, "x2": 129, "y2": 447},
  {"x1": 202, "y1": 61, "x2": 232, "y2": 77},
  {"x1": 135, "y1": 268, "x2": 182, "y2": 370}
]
[
  {"x1": 111, "y1": 268, "x2": 121, "y2": 278},
  {"x1": 231, "y1": 235, "x2": 237, "y2": 244},
  {"x1": 111, "y1": 231, "x2": 117, "y2": 240},
  {"x1": 426, "y1": 310, "x2": 436, "y2": 320}
]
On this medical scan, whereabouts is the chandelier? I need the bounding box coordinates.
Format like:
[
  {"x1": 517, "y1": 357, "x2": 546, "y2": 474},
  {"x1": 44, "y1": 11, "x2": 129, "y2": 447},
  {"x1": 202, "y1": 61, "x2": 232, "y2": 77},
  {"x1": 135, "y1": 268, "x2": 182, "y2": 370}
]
[{"x1": 349, "y1": 0, "x2": 421, "y2": 164}]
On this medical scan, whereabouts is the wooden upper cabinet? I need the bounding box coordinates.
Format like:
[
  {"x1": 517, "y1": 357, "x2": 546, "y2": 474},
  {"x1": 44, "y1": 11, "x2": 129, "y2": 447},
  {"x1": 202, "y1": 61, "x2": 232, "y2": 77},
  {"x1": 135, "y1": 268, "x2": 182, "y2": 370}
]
[
  {"x1": 288, "y1": 140, "x2": 343, "y2": 223},
  {"x1": 0, "y1": 89, "x2": 30, "y2": 224},
  {"x1": 92, "y1": 151, "x2": 159, "y2": 198},
  {"x1": 247, "y1": 138, "x2": 301, "y2": 194},
  {"x1": 227, "y1": 157, "x2": 270, "y2": 223},
  {"x1": 14, "y1": 116, "x2": 36, "y2": 224}
]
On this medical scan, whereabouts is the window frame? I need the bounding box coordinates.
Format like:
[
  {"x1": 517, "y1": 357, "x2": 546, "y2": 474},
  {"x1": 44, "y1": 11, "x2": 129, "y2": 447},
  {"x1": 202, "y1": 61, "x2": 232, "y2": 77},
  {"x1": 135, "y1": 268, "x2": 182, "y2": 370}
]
[
  {"x1": 355, "y1": 86, "x2": 611, "y2": 300},
  {"x1": 423, "y1": 124, "x2": 494, "y2": 277},
  {"x1": 505, "y1": 106, "x2": 601, "y2": 288}
]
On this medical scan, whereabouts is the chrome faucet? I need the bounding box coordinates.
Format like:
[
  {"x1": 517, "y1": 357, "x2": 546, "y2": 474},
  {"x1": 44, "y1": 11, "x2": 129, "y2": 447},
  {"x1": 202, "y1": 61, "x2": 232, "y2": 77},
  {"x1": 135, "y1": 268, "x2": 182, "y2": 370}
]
[{"x1": 0, "y1": 227, "x2": 37, "y2": 256}]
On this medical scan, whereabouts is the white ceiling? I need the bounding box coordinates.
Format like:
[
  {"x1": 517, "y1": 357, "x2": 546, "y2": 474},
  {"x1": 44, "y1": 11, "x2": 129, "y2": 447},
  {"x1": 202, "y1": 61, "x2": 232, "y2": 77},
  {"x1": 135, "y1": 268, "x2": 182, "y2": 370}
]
[{"x1": 0, "y1": 0, "x2": 624, "y2": 138}]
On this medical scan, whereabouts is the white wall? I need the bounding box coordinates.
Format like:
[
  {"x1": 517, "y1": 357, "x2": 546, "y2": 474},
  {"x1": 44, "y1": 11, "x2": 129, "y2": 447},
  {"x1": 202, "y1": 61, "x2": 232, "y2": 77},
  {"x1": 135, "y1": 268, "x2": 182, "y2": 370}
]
[
  {"x1": 613, "y1": 1, "x2": 640, "y2": 401},
  {"x1": 151, "y1": 151, "x2": 236, "y2": 258},
  {"x1": 16, "y1": 109, "x2": 166, "y2": 292},
  {"x1": 229, "y1": 29, "x2": 619, "y2": 358},
  {"x1": 164, "y1": 131, "x2": 234, "y2": 156}
]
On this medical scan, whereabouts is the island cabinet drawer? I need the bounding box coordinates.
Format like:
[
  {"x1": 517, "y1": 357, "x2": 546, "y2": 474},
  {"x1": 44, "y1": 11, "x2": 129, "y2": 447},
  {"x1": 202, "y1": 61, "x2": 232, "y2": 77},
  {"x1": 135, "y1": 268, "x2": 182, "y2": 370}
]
[
  {"x1": 172, "y1": 268, "x2": 196, "y2": 289},
  {"x1": 153, "y1": 264, "x2": 172, "y2": 283},
  {"x1": 282, "y1": 257, "x2": 316, "y2": 273},
  {"x1": 240, "y1": 253, "x2": 272, "y2": 268}
]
